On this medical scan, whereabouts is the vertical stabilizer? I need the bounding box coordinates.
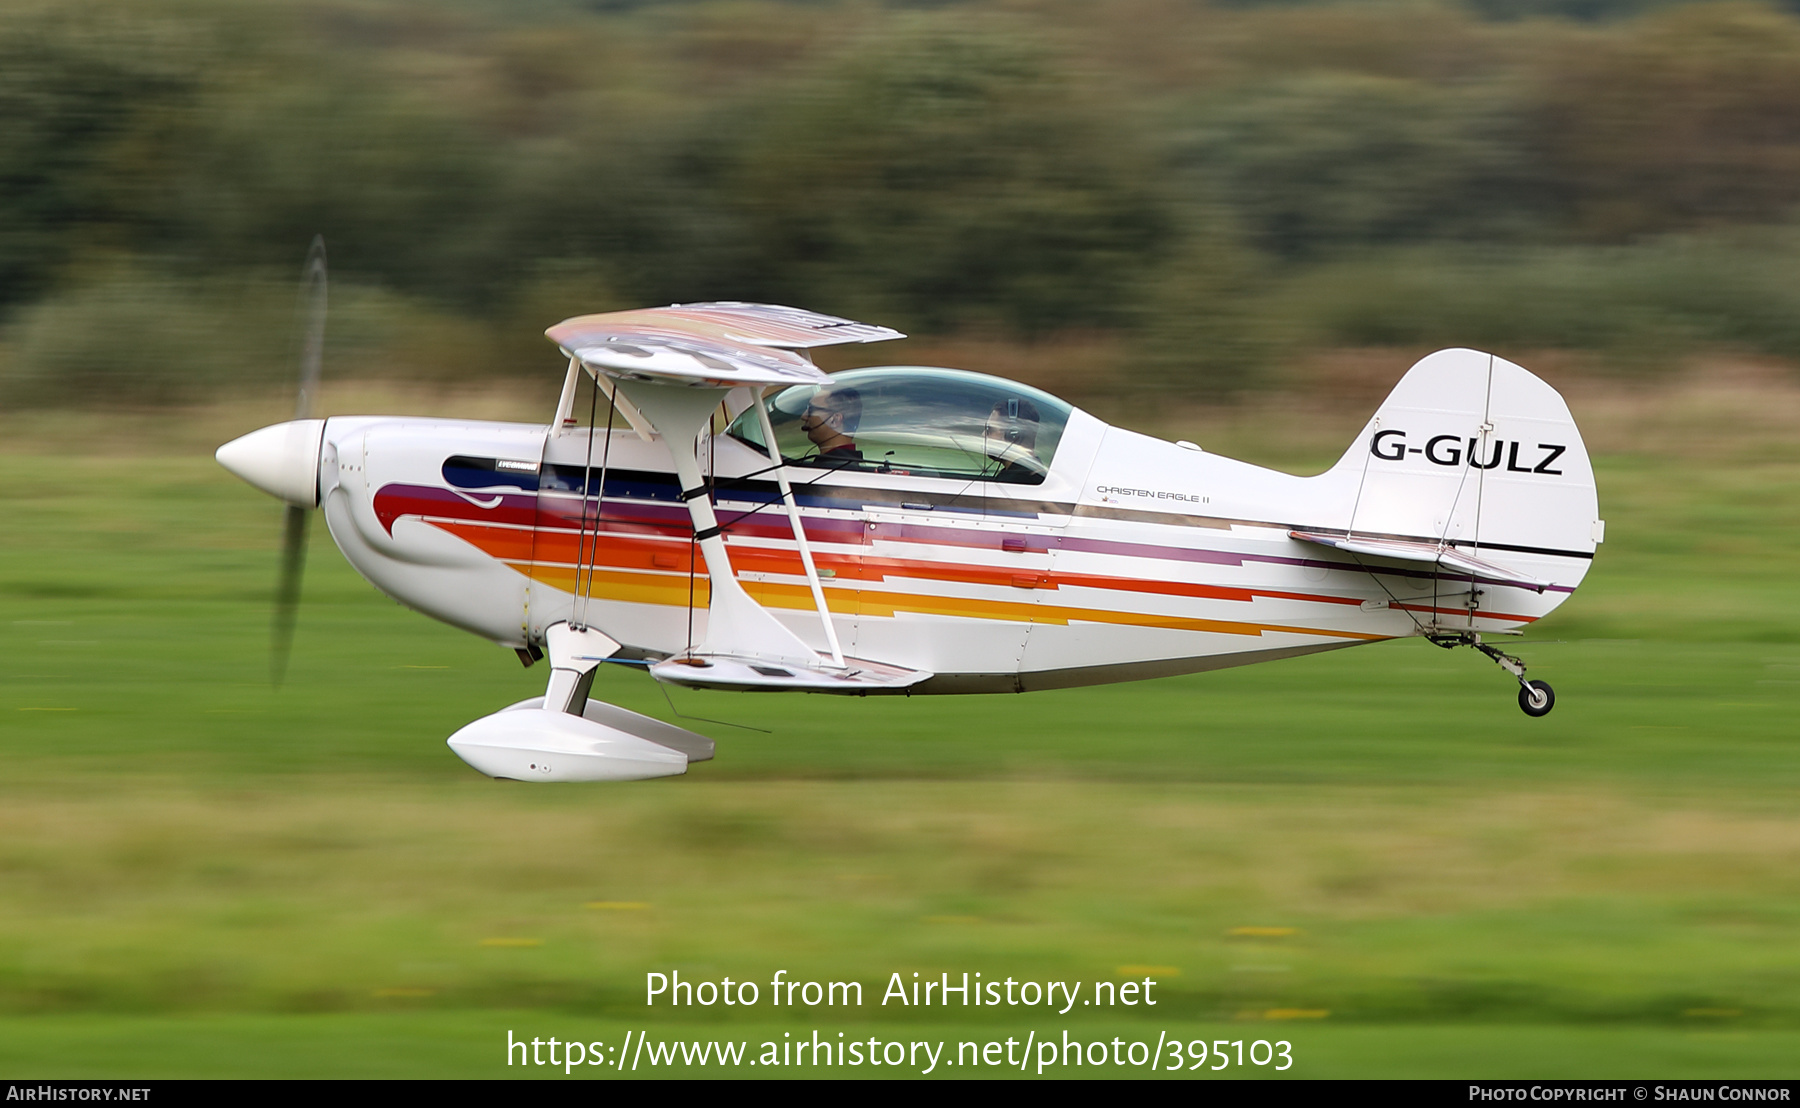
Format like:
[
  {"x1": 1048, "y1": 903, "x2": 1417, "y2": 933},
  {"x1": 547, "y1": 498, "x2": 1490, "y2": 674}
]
[{"x1": 1328, "y1": 349, "x2": 1599, "y2": 563}]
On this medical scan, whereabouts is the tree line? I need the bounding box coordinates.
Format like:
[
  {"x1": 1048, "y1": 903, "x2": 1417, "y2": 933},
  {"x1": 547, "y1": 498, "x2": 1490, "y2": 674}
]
[{"x1": 5, "y1": 0, "x2": 1800, "y2": 406}]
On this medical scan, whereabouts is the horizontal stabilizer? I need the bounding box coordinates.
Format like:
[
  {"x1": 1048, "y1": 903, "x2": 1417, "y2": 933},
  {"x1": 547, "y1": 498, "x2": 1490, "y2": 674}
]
[
  {"x1": 1289, "y1": 530, "x2": 1552, "y2": 592},
  {"x1": 650, "y1": 653, "x2": 931, "y2": 694}
]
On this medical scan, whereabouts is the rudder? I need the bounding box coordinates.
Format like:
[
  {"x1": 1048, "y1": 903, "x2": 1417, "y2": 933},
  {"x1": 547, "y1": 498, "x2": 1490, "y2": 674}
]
[{"x1": 1328, "y1": 348, "x2": 1600, "y2": 582}]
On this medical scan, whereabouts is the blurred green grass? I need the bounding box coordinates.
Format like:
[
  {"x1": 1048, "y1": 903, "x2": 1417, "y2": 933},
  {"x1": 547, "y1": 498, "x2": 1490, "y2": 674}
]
[{"x1": 1, "y1": 432, "x2": 1797, "y2": 1077}]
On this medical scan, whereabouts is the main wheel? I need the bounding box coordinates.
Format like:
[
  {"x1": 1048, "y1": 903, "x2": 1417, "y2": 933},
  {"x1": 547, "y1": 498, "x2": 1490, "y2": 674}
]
[{"x1": 1518, "y1": 679, "x2": 1555, "y2": 717}]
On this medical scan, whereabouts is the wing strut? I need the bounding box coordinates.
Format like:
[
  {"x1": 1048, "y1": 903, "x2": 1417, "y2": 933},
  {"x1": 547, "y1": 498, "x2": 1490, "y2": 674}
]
[
  {"x1": 750, "y1": 389, "x2": 844, "y2": 667},
  {"x1": 551, "y1": 356, "x2": 581, "y2": 436},
  {"x1": 591, "y1": 373, "x2": 657, "y2": 442},
  {"x1": 549, "y1": 302, "x2": 930, "y2": 693},
  {"x1": 611, "y1": 379, "x2": 821, "y2": 667}
]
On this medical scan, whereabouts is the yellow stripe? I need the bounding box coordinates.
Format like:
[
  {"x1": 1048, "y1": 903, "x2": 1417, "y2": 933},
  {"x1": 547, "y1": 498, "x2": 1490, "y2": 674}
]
[{"x1": 509, "y1": 564, "x2": 1383, "y2": 643}]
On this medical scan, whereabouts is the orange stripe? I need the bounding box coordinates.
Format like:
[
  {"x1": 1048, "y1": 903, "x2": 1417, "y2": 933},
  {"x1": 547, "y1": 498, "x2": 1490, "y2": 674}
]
[
  {"x1": 510, "y1": 564, "x2": 1386, "y2": 643},
  {"x1": 438, "y1": 521, "x2": 1375, "y2": 612}
]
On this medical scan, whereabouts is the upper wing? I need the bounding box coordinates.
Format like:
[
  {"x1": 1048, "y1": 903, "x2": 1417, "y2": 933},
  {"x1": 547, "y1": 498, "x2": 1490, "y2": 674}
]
[{"x1": 545, "y1": 302, "x2": 905, "y2": 388}]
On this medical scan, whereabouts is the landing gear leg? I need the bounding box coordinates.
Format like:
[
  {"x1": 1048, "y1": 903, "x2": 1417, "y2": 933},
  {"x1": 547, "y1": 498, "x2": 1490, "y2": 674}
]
[{"x1": 1428, "y1": 632, "x2": 1555, "y2": 717}]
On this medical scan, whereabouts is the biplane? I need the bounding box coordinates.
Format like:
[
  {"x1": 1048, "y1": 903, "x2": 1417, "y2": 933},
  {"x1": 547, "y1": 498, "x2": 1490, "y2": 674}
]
[{"x1": 218, "y1": 287, "x2": 1602, "y2": 782}]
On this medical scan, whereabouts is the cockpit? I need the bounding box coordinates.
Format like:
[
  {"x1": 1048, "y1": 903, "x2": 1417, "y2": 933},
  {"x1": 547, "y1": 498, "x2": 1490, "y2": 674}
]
[{"x1": 725, "y1": 367, "x2": 1074, "y2": 484}]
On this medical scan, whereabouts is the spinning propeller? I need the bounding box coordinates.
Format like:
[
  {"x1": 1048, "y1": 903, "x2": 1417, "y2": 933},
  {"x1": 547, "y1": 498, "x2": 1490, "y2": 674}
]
[{"x1": 272, "y1": 237, "x2": 327, "y2": 685}]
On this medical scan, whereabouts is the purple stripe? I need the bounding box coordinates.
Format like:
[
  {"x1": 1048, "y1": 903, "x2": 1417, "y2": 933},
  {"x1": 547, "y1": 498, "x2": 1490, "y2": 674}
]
[{"x1": 387, "y1": 483, "x2": 1578, "y2": 593}]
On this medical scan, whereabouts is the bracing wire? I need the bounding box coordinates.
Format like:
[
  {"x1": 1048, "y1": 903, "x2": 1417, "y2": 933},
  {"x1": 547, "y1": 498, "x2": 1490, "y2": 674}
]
[
  {"x1": 685, "y1": 534, "x2": 698, "y2": 656},
  {"x1": 658, "y1": 680, "x2": 770, "y2": 734},
  {"x1": 572, "y1": 370, "x2": 600, "y2": 628},
  {"x1": 708, "y1": 453, "x2": 861, "y2": 532},
  {"x1": 578, "y1": 389, "x2": 617, "y2": 630},
  {"x1": 681, "y1": 406, "x2": 732, "y2": 657}
]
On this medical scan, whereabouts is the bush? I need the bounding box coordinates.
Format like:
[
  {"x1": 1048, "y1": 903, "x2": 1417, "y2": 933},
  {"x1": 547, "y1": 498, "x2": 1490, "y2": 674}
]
[
  {"x1": 1174, "y1": 72, "x2": 1544, "y2": 260},
  {"x1": 0, "y1": 263, "x2": 522, "y2": 409},
  {"x1": 1269, "y1": 227, "x2": 1800, "y2": 365},
  {"x1": 701, "y1": 17, "x2": 1175, "y2": 337},
  {"x1": 0, "y1": 267, "x2": 273, "y2": 408}
]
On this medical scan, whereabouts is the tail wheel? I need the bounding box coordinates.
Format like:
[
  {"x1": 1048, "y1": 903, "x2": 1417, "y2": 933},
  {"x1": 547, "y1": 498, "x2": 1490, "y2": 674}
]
[{"x1": 1518, "y1": 679, "x2": 1555, "y2": 718}]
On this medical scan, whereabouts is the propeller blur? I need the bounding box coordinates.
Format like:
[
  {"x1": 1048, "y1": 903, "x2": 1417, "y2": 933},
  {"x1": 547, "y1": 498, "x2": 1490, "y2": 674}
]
[
  {"x1": 216, "y1": 301, "x2": 1603, "y2": 781},
  {"x1": 269, "y1": 237, "x2": 328, "y2": 685}
]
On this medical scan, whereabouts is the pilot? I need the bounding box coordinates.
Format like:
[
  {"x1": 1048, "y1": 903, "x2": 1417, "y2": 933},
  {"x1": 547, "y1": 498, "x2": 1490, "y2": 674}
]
[
  {"x1": 800, "y1": 385, "x2": 863, "y2": 462},
  {"x1": 983, "y1": 397, "x2": 1042, "y2": 483}
]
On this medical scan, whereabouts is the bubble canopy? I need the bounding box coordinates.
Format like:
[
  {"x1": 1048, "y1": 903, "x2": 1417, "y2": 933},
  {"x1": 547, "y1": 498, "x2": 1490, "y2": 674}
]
[{"x1": 725, "y1": 367, "x2": 1075, "y2": 484}]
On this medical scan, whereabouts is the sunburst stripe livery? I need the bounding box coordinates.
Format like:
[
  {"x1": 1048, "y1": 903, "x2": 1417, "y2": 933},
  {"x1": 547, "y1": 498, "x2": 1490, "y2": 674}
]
[
  {"x1": 439, "y1": 458, "x2": 1593, "y2": 566},
  {"x1": 372, "y1": 477, "x2": 1539, "y2": 640},
  {"x1": 385, "y1": 473, "x2": 1574, "y2": 596}
]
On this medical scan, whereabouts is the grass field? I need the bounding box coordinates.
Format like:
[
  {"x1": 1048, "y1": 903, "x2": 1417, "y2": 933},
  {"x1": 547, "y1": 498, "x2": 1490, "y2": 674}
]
[{"x1": 2, "y1": 375, "x2": 1797, "y2": 1078}]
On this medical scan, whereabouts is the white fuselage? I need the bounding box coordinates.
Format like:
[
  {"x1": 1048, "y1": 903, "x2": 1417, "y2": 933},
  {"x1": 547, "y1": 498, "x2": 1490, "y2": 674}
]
[{"x1": 314, "y1": 405, "x2": 1590, "y2": 693}]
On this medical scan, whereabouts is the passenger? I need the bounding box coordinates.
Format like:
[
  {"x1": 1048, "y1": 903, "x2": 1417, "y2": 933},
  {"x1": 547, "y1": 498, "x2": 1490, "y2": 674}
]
[
  {"x1": 984, "y1": 397, "x2": 1043, "y2": 483},
  {"x1": 799, "y1": 385, "x2": 863, "y2": 462}
]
